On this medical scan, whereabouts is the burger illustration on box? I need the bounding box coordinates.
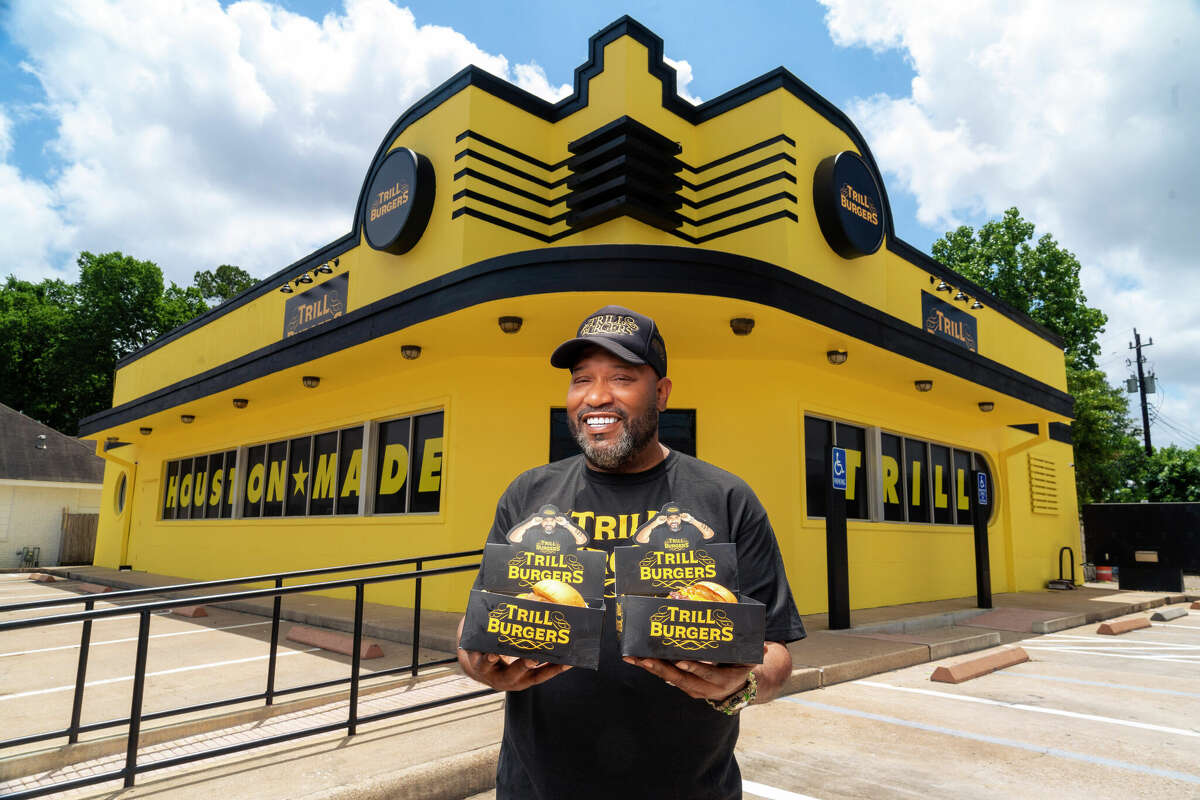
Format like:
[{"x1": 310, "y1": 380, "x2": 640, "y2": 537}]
[
  {"x1": 460, "y1": 504, "x2": 606, "y2": 669},
  {"x1": 614, "y1": 502, "x2": 766, "y2": 664}
]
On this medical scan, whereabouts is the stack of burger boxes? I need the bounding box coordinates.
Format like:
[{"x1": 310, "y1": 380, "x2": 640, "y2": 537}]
[
  {"x1": 461, "y1": 506, "x2": 606, "y2": 668},
  {"x1": 615, "y1": 503, "x2": 765, "y2": 664}
]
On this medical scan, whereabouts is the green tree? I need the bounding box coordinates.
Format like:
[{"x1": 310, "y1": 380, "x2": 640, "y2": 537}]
[
  {"x1": 1112, "y1": 446, "x2": 1200, "y2": 502},
  {"x1": 932, "y1": 208, "x2": 1138, "y2": 503},
  {"x1": 0, "y1": 252, "x2": 227, "y2": 434},
  {"x1": 193, "y1": 264, "x2": 255, "y2": 306},
  {"x1": 933, "y1": 207, "x2": 1106, "y2": 369}
]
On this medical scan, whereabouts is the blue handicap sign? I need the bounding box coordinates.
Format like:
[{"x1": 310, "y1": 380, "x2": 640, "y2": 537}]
[
  {"x1": 831, "y1": 447, "x2": 847, "y2": 492},
  {"x1": 977, "y1": 472, "x2": 989, "y2": 506}
]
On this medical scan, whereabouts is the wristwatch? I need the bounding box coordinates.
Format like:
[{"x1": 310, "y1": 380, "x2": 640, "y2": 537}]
[{"x1": 706, "y1": 670, "x2": 757, "y2": 715}]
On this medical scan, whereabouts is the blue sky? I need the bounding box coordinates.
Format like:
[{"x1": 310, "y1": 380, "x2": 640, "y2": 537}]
[{"x1": 1, "y1": 1, "x2": 1198, "y2": 447}]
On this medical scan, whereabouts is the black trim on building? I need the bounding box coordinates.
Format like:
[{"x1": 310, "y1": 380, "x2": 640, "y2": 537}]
[
  {"x1": 80, "y1": 245, "x2": 1073, "y2": 435},
  {"x1": 1009, "y1": 422, "x2": 1073, "y2": 445}
]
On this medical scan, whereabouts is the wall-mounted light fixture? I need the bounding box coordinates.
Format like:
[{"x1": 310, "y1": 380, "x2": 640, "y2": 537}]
[
  {"x1": 826, "y1": 349, "x2": 848, "y2": 365},
  {"x1": 279, "y1": 284, "x2": 294, "y2": 294},
  {"x1": 34, "y1": 434, "x2": 47, "y2": 450},
  {"x1": 401, "y1": 345, "x2": 422, "y2": 360},
  {"x1": 297, "y1": 273, "x2": 313, "y2": 285},
  {"x1": 971, "y1": 300, "x2": 984, "y2": 309},
  {"x1": 180, "y1": 414, "x2": 195, "y2": 423},
  {"x1": 954, "y1": 291, "x2": 967, "y2": 301},
  {"x1": 139, "y1": 427, "x2": 153, "y2": 435},
  {"x1": 914, "y1": 380, "x2": 933, "y2": 392},
  {"x1": 729, "y1": 318, "x2": 755, "y2": 336},
  {"x1": 301, "y1": 376, "x2": 320, "y2": 389},
  {"x1": 936, "y1": 281, "x2": 951, "y2": 292},
  {"x1": 315, "y1": 263, "x2": 333, "y2": 275},
  {"x1": 498, "y1": 315, "x2": 523, "y2": 334},
  {"x1": 232, "y1": 398, "x2": 249, "y2": 409},
  {"x1": 978, "y1": 401, "x2": 995, "y2": 412}
]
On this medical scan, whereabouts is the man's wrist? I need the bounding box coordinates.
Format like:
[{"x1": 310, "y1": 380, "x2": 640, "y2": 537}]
[{"x1": 706, "y1": 670, "x2": 757, "y2": 715}]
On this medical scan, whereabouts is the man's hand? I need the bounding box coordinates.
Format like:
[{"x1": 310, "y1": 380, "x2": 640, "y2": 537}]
[
  {"x1": 621, "y1": 656, "x2": 750, "y2": 700},
  {"x1": 622, "y1": 641, "x2": 792, "y2": 703},
  {"x1": 456, "y1": 617, "x2": 572, "y2": 692}
]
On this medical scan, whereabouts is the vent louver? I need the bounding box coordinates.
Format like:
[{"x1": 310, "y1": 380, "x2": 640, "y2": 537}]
[{"x1": 565, "y1": 116, "x2": 685, "y2": 234}]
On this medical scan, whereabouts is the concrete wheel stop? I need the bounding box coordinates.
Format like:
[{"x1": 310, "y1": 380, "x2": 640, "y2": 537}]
[
  {"x1": 1097, "y1": 617, "x2": 1152, "y2": 635},
  {"x1": 931, "y1": 647, "x2": 1029, "y2": 684}
]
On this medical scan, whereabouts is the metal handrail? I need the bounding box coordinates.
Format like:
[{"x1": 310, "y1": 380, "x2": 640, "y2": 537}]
[
  {"x1": 0, "y1": 549, "x2": 484, "y2": 614},
  {"x1": 0, "y1": 551, "x2": 490, "y2": 799}
]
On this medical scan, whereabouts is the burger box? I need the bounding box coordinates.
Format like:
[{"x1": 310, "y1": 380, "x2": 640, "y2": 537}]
[
  {"x1": 459, "y1": 541, "x2": 606, "y2": 669},
  {"x1": 614, "y1": 541, "x2": 765, "y2": 665}
]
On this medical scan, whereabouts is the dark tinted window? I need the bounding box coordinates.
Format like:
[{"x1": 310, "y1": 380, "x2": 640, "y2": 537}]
[
  {"x1": 905, "y1": 438, "x2": 930, "y2": 523},
  {"x1": 285, "y1": 437, "x2": 312, "y2": 517},
  {"x1": 953, "y1": 450, "x2": 973, "y2": 525},
  {"x1": 880, "y1": 433, "x2": 905, "y2": 522},
  {"x1": 337, "y1": 427, "x2": 363, "y2": 515},
  {"x1": 221, "y1": 450, "x2": 237, "y2": 518},
  {"x1": 262, "y1": 441, "x2": 287, "y2": 518},
  {"x1": 243, "y1": 445, "x2": 266, "y2": 518},
  {"x1": 162, "y1": 460, "x2": 179, "y2": 520},
  {"x1": 803, "y1": 416, "x2": 832, "y2": 518},
  {"x1": 202, "y1": 453, "x2": 224, "y2": 519},
  {"x1": 836, "y1": 423, "x2": 869, "y2": 520},
  {"x1": 309, "y1": 432, "x2": 338, "y2": 516},
  {"x1": 930, "y1": 445, "x2": 953, "y2": 524},
  {"x1": 374, "y1": 417, "x2": 412, "y2": 514},
  {"x1": 409, "y1": 412, "x2": 444, "y2": 513}
]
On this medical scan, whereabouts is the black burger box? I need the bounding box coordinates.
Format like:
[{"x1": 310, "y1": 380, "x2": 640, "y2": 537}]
[
  {"x1": 614, "y1": 540, "x2": 765, "y2": 664},
  {"x1": 479, "y1": 542, "x2": 607, "y2": 599},
  {"x1": 460, "y1": 538, "x2": 607, "y2": 669},
  {"x1": 460, "y1": 589, "x2": 604, "y2": 669}
]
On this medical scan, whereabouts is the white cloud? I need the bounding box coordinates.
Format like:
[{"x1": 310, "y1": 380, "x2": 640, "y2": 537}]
[
  {"x1": 820, "y1": 0, "x2": 1200, "y2": 447},
  {"x1": 3, "y1": 0, "x2": 572, "y2": 284},
  {"x1": 664, "y1": 56, "x2": 701, "y2": 105}
]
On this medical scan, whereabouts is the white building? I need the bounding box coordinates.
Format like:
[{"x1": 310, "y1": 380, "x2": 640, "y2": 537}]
[{"x1": 0, "y1": 404, "x2": 103, "y2": 568}]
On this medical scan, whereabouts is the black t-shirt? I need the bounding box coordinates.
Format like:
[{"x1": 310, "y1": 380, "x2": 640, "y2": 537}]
[{"x1": 477, "y1": 451, "x2": 805, "y2": 800}]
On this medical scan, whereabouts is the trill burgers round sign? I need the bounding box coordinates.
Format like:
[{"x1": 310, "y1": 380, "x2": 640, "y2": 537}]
[
  {"x1": 813, "y1": 150, "x2": 884, "y2": 259},
  {"x1": 364, "y1": 147, "x2": 435, "y2": 255}
]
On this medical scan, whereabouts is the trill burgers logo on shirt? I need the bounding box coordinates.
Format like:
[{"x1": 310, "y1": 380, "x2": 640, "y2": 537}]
[{"x1": 487, "y1": 603, "x2": 572, "y2": 650}]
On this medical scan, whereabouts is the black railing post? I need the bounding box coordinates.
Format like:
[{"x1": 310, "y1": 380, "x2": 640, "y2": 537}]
[
  {"x1": 348, "y1": 583, "x2": 364, "y2": 736},
  {"x1": 67, "y1": 599, "x2": 95, "y2": 744},
  {"x1": 124, "y1": 611, "x2": 152, "y2": 788},
  {"x1": 265, "y1": 577, "x2": 283, "y2": 706},
  {"x1": 410, "y1": 559, "x2": 423, "y2": 677}
]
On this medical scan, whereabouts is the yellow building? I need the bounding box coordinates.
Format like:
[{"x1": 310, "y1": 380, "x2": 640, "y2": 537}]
[{"x1": 81, "y1": 18, "x2": 1078, "y2": 616}]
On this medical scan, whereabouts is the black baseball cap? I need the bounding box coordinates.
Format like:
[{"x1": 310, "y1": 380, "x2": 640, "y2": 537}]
[{"x1": 550, "y1": 305, "x2": 667, "y2": 377}]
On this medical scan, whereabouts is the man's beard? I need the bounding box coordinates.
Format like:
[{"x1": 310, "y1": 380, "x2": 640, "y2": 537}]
[{"x1": 570, "y1": 403, "x2": 659, "y2": 470}]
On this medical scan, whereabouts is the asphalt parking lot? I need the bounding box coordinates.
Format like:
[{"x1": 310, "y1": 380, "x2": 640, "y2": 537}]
[{"x1": 735, "y1": 608, "x2": 1200, "y2": 800}]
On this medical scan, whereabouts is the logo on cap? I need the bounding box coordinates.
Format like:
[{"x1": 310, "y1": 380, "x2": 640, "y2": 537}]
[{"x1": 579, "y1": 314, "x2": 639, "y2": 337}]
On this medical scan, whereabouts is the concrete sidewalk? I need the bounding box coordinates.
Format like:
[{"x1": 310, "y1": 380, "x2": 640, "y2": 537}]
[{"x1": 2, "y1": 567, "x2": 1196, "y2": 799}]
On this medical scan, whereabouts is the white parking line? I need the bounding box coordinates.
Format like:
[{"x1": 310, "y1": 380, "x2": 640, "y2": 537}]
[
  {"x1": 742, "y1": 780, "x2": 822, "y2": 800},
  {"x1": 0, "y1": 647, "x2": 321, "y2": 701},
  {"x1": 0, "y1": 592, "x2": 82, "y2": 602},
  {"x1": 1023, "y1": 646, "x2": 1200, "y2": 665},
  {"x1": 0, "y1": 621, "x2": 271, "y2": 658},
  {"x1": 783, "y1": 697, "x2": 1200, "y2": 785},
  {"x1": 856, "y1": 680, "x2": 1200, "y2": 738},
  {"x1": 1041, "y1": 638, "x2": 1200, "y2": 652},
  {"x1": 992, "y1": 672, "x2": 1200, "y2": 700}
]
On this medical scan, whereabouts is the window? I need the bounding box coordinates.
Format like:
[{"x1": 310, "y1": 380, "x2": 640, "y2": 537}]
[{"x1": 803, "y1": 414, "x2": 996, "y2": 526}]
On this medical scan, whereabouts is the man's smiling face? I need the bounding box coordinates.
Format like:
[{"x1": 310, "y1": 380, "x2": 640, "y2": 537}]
[{"x1": 566, "y1": 346, "x2": 671, "y2": 472}]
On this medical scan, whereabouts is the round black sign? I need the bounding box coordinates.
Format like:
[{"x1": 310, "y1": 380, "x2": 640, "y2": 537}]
[
  {"x1": 363, "y1": 147, "x2": 435, "y2": 255},
  {"x1": 813, "y1": 151, "x2": 884, "y2": 259}
]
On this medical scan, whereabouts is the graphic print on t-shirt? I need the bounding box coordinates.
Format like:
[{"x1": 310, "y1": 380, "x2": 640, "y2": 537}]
[
  {"x1": 632, "y1": 501, "x2": 716, "y2": 549},
  {"x1": 504, "y1": 503, "x2": 589, "y2": 554}
]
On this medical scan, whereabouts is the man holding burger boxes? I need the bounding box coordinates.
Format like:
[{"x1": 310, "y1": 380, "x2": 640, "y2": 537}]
[{"x1": 457, "y1": 305, "x2": 805, "y2": 799}]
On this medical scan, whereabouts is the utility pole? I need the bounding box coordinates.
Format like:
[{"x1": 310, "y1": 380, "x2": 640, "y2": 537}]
[{"x1": 1128, "y1": 329, "x2": 1154, "y2": 455}]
